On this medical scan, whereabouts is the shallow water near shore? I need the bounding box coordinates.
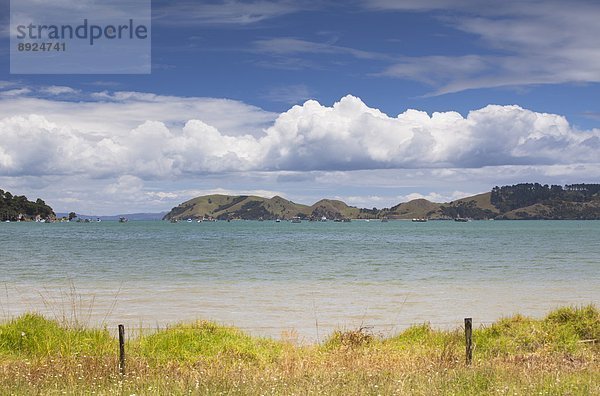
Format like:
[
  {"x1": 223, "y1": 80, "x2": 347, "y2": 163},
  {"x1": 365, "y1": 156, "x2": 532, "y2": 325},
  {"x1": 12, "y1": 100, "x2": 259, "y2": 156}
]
[{"x1": 1, "y1": 220, "x2": 598, "y2": 341}]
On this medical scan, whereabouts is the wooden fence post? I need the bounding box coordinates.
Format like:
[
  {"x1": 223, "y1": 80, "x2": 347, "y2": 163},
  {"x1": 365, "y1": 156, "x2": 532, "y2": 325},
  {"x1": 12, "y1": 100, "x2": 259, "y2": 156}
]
[
  {"x1": 118, "y1": 324, "x2": 126, "y2": 376},
  {"x1": 464, "y1": 318, "x2": 473, "y2": 365}
]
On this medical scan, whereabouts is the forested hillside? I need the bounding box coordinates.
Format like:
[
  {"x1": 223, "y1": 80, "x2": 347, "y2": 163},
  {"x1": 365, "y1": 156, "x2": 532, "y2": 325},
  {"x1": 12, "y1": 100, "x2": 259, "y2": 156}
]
[
  {"x1": 490, "y1": 183, "x2": 600, "y2": 219},
  {"x1": 0, "y1": 189, "x2": 55, "y2": 221}
]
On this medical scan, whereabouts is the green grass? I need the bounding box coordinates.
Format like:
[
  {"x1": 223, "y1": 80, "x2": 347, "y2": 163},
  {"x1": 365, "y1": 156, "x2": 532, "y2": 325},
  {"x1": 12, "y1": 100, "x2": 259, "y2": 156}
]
[
  {"x1": 138, "y1": 320, "x2": 282, "y2": 363},
  {"x1": 476, "y1": 305, "x2": 599, "y2": 355},
  {"x1": 0, "y1": 305, "x2": 598, "y2": 395},
  {"x1": 0, "y1": 313, "x2": 114, "y2": 358}
]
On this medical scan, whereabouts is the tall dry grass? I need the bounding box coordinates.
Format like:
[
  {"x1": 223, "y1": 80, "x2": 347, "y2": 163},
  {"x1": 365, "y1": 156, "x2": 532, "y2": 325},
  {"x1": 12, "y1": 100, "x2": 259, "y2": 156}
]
[{"x1": 0, "y1": 305, "x2": 598, "y2": 395}]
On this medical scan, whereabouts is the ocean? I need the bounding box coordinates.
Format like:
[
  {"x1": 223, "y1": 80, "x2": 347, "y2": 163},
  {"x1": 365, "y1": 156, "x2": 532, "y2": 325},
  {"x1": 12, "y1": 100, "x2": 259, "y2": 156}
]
[{"x1": 1, "y1": 220, "x2": 598, "y2": 341}]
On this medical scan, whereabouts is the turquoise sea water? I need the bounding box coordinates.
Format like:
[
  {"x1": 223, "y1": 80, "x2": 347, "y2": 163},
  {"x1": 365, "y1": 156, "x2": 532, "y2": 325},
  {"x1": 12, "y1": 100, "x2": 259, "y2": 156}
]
[{"x1": 1, "y1": 220, "x2": 598, "y2": 341}]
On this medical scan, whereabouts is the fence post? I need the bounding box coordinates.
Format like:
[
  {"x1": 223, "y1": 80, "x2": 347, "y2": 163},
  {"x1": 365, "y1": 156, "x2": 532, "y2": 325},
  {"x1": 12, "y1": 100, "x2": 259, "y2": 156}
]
[
  {"x1": 464, "y1": 317, "x2": 473, "y2": 365},
  {"x1": 118, "y1": 324, "x2": 126, "y2": 376}
]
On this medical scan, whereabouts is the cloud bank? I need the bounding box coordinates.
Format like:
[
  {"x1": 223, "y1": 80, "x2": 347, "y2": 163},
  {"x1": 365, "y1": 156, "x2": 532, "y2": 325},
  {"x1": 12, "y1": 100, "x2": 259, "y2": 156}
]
[{"x1": 1, "y1": 91, "x2": 598, "y2": 181}]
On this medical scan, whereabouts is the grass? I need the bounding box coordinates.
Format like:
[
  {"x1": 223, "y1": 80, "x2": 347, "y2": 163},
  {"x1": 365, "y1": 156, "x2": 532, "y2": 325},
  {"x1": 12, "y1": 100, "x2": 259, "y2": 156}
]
[{"x1": 0, "y1": 305, "x2": 598, "y2": 395}]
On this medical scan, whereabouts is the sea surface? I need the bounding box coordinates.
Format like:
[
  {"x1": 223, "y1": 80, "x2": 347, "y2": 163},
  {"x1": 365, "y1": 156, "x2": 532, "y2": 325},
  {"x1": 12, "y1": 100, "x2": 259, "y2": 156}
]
[{"x1": 1, "y1": 220, "x2": 598, "y2": 341}]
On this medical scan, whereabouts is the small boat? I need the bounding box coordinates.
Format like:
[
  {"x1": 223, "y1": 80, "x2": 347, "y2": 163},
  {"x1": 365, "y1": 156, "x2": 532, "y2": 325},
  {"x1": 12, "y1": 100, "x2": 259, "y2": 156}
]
[
  {"x1": 454, "y1": 217, "x2": 470, "y2": 222},
  {"x1": 412, "y1": 218, "x2": 428, "y2": 222},
  {"x1": 291, "y1": 216, "x2": 302, "y2": 223},
  {"x1": 275, "y1": 218, "x2": 281, "y2": 223},
  {"x1": 187, "y1": 218, "x2": 193, "y2": 223},
  {"x1": 119, "y1": 217, "x2": 128, "y2": 223},
  {"x1": 321, "y1": 216, "x2": 327, "y2": 222}
]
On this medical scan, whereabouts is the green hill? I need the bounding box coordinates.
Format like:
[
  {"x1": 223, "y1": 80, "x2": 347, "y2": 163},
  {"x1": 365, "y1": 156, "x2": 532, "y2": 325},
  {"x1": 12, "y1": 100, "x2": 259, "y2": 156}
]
[
  {"x1": 163, "y1": 195, "x2": 310, "y2": 220},
  {"x1": 385, "y1": 198, "x2": 443, "y2": 219},
  {"x1": 439, "y1": 192, "x2": 500, "y2": 220},
  {"x1": 164, "y1": 195, "x2": 365, "y2": 221},
  {"x1": 310, "y1": 199, "x2": 361, "y2": 219}
]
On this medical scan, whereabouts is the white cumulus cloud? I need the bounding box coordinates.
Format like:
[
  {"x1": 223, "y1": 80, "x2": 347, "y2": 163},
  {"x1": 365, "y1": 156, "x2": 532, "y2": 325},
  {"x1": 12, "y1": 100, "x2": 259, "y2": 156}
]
[
  {"x1": 260, "y1": 95, "x2": 599, "y2": 170},
  {"x1": 1, "y1": 91, "x2": 598, "y2": 181}
]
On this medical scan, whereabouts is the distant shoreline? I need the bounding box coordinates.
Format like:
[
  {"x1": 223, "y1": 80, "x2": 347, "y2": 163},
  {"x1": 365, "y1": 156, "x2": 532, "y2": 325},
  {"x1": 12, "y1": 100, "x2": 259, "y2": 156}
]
[{"x1": 163, "y1": 183, "x2": 600, "y2": 222}]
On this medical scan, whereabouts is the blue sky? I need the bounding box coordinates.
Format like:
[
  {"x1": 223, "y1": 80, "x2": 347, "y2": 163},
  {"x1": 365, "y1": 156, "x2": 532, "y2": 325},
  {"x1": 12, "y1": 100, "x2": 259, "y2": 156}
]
[{"x1": 1, "y1": 0, "x2": 599, "y2": 214}]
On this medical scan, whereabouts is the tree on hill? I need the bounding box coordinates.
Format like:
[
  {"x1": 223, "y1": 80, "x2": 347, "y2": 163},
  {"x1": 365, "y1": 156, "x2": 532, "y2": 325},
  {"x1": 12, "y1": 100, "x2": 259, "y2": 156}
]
[
  {"x1": 491, "y1": 183, "x2": 600, "y2": 218},
  {"x1": 0, "y1": 189, "x2": 55, "y2": 221}
]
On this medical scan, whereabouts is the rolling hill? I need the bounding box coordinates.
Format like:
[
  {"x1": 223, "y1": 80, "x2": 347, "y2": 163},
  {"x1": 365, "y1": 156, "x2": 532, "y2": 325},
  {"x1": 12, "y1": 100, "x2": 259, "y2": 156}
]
[{"x1": 163, "y1": 194, "x2": 364, "y2": 221}]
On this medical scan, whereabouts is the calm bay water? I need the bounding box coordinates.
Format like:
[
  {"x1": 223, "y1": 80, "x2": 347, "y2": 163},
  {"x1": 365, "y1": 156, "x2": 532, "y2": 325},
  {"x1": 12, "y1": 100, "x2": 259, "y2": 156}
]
[{"x1": 1, "y1": 220, "x2": 598, "y2": 341}]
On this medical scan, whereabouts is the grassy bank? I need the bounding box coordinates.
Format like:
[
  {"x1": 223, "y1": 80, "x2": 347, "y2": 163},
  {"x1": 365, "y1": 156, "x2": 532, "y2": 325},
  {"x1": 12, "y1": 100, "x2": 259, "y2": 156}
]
[{"x1": 1, "y1": 305, "x2": 598, "y2": 395}]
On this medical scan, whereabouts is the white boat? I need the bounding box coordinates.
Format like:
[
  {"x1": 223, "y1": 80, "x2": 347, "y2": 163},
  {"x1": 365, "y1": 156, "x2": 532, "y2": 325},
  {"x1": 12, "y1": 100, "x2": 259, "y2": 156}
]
[
  {"x1": 275, "y1": 218, "x2": 281, "y2": 223},
  {"x1": 187, "y1": 219, "x2": 193, "y2": 223},
  {"x1": 321, "y1": 216, "x2": 327, "y2": 222},
  {"x1": 291, "y1": 216, "x2": 302, "y2": 223}
]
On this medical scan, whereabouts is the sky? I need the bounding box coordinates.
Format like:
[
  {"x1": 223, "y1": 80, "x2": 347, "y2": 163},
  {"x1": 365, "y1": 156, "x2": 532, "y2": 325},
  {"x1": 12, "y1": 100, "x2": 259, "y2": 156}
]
[{"x1": 0, "y1": 0, "x2": 599, "y2": 215}]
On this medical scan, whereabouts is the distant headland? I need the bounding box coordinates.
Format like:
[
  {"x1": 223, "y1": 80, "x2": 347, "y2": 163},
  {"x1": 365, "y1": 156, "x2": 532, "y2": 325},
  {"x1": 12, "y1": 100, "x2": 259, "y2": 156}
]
[
  {"x1": 164, "y1": 183, "x2": 600, "y2": 221},
  {"x1": 0, "y1": 188, "x2": 54, "y2": 222}
]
